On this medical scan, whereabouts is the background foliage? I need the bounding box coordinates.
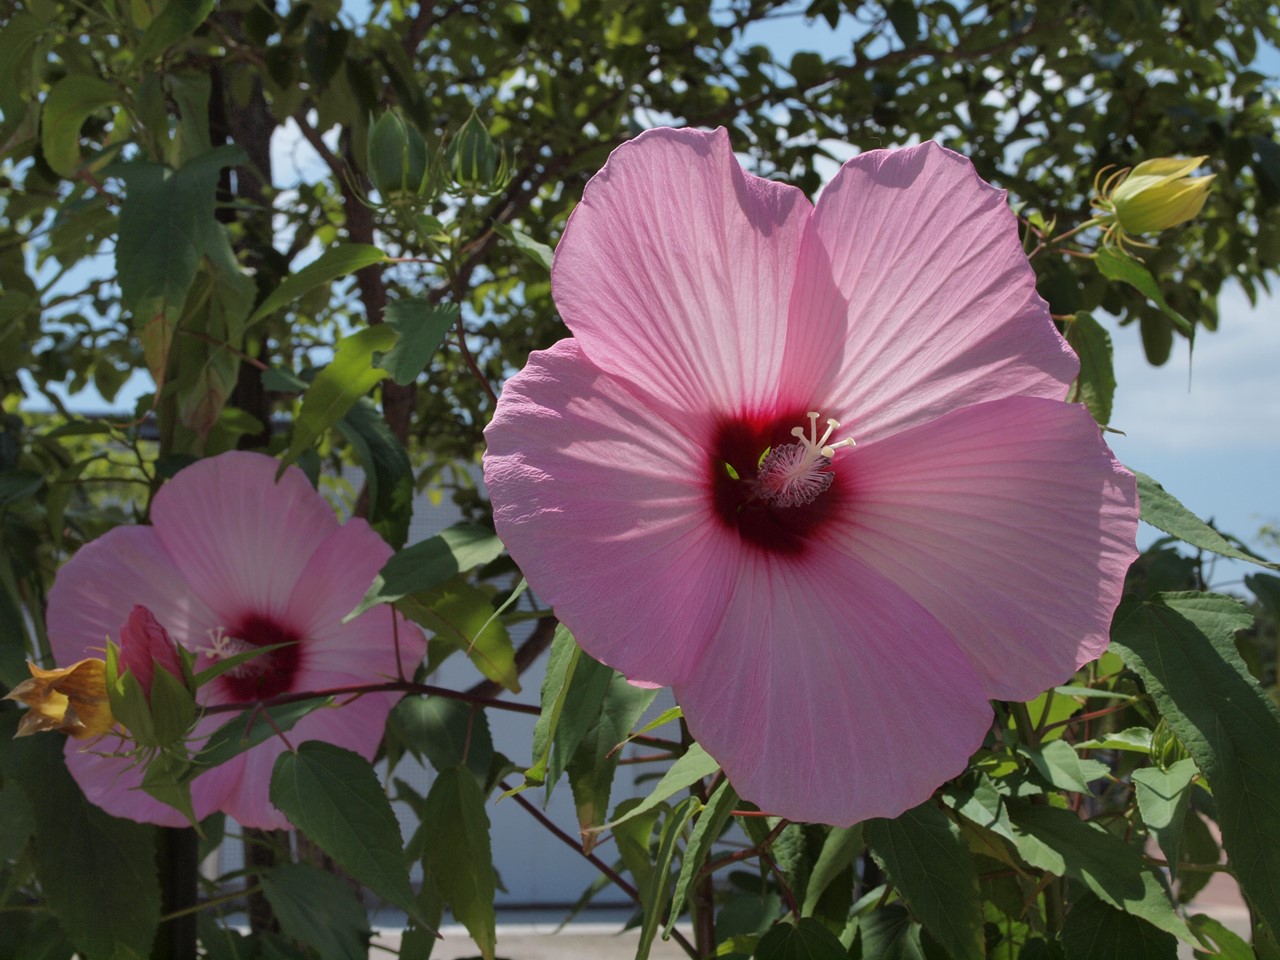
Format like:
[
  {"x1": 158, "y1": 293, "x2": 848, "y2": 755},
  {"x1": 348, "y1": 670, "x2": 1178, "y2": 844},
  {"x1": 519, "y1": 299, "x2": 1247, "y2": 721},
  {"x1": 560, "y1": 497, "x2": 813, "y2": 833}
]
[{"x1": 1, "y1": 1, "x2": 1279, "y2": 958}]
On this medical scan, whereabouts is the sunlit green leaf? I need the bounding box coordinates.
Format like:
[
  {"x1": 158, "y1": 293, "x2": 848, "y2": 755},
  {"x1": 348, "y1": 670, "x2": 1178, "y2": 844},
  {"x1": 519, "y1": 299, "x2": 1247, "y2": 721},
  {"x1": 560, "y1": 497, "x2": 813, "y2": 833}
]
[
  {"x1": 136, "y1": 0, "x2": 215, "y2": 61},
  {"x1": 350, "y1": 524, "x2": 504, "y2": 619},
  {"x1": 1064, "y1": 310, "x2": 1115, "y2": 424},
  {"x1": 1135, "y1": 474, "x2": 1279, "y2": 570},
  {"x1": 280, "y1": 325, "x2": 398, "y2": 473},
  {"x1": 378, "y1": 297, "x2": 457, "y2": 385},
  {"x1": 397, "y1": 578, "x2": 519, "y2": 692},
  {"x1": 1095, "y1": 247, "x2": 1193, "y2": 336},
  {"x1": 420, "y1": 767, "x2": 496, "y2": 960},
  {"x1": 669, "y1": 779, "x2": 738, "y2": 935},
  {"x1": 41, "y1": 74, "x2": 117, "y2": 177},
  {"x1": 1133, "y1": 758, "x2": 1198, "y2": 875},
  {"x1": 248, "y1": 244, "x2": 386, "y2": 325},
  {"x1": 1007, "y1": 801, "x2": 1192, "y2": 941},
  {"x1": 1111, "y1": 592, "x2": 1280, "y2": 933},
  {"x1": 600, "y1": 743, "x2": 720, "y2": 832}
]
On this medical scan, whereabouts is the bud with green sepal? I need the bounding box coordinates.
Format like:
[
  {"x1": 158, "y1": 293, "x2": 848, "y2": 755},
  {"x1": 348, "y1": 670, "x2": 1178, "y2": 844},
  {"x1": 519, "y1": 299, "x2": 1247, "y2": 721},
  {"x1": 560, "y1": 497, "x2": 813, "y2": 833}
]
[
  {"x1": 105, "y1": 605, "x2": 198, "y2": 750},
  {"x1": 446, "y1": 110, "x2": 513, "y2": 196},
  {"x1": 366, "y1": 110, "x2": 440, "y2": 206},
  {"x1": 1092, "y1": 156, "x2": 1214, "y2": 251}
]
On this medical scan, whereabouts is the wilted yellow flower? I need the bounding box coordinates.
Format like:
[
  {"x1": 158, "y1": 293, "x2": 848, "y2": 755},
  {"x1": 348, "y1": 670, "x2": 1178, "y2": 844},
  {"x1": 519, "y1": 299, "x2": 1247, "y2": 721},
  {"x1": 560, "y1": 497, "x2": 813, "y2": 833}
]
[
  {"x1": 1093, "y1": 156, "x2": 1214, "y2": 249},
  {"x1": 4, "y1": 659, "x2": 115, "y2": 739}
]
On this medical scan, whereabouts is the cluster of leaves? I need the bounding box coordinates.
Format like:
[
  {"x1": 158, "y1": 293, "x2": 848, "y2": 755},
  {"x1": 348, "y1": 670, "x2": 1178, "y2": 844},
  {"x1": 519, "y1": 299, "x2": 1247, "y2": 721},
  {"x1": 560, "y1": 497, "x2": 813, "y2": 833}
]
[{"x1": 1, "y1": 0, "x2": 1280, "y2": 959}]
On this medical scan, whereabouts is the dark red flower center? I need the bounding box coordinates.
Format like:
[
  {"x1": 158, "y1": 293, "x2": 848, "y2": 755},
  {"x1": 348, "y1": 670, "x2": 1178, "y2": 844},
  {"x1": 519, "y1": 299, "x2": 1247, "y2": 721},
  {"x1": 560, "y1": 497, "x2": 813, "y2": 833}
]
[
  {"x1": 708, "y1": 409, "x2": 851, "y2": 556},
  {"x1": 216, "y1": 614, "x2": 303, "y2": 702}
]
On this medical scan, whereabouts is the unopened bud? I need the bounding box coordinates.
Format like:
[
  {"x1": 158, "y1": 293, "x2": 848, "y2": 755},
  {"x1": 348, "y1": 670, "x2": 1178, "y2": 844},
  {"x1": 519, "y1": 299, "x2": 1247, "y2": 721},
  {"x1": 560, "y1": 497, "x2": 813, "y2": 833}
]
[
  {"x1": 108, "y1": 606, "x2": 196, "y2": 748},
  {"x1": 367, "y1": 111, "x2": 434, "y2": 204},
  {"x1": 447, "y1": 111, "x2": 512, "y2": 195},
  {"x1": 1094, "y1": 156, "x2": 1214, "y2": 248}
]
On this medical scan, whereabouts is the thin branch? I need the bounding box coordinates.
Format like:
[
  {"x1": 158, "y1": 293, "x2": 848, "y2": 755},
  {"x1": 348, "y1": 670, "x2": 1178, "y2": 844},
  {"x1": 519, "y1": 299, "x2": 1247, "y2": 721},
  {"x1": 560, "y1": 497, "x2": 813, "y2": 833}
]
[{"x1": 500, "y1": 781, "x2": 699, "y2": 960}]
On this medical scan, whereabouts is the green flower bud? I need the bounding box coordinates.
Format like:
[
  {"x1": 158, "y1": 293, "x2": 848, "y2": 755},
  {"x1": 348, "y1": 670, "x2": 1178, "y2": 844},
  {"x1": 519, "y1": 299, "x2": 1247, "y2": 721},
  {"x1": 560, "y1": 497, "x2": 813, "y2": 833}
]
[
  {"x1": 367, "y1": 111, "x2": 433, "y2": 203},
  {"x1": 1094, "y1": 156, "x2": 1214, "y2": 249},
  {"x1": 447, "y1": 111, "x2": 512, "y2": 195}
]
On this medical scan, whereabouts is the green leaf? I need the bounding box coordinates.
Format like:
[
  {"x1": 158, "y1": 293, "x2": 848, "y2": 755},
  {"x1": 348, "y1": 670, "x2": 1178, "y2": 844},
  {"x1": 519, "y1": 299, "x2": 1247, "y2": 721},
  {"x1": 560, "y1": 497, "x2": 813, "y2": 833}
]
[
  {"x1": 1132, "y1": 758, "x2": 1198, "y2": 875},
  {"x1": 802, "y1": 823, "x2": 864, "y2": 917},
  {"x1": 114, "y1": 146, "x2": 244, "y2": 387},
  {"x1": 41, "y1": 74, "x2": 118, "y2": 177},
  {"x1": 886, "y1": 0, "x2": 920, "y2": 46},
  {"x1": 260, "y1": 863, "x2": 372, "y2": 960},
  {"x1": 349, "y1": 524, "x2": 504, "y2": 619},
  {"x1": 524, "y1": 624, "x2": 583, "y2": 787},
  {"x1": 855, "y1": 905, "x2": 931, "y2": 960},
  {"x1": 866, "y1": 803, "x2": 984, "y2": 960},
  {"x1": 247, "y1": 244, "x2": 387, "y2": 325},
  {"x1": 1095, "y1": 247, "x2": 1193, "y2": 337},
  {"x1": 335, "y1": 397, "x2": 413, "y2": 549},
  {"x1": 135, "y1": 0, "x2": 215, "y2": 61},
  {"x1": 1006, "y1": 801, "x2": 1192, "y2": 941},
  {"x1": 547, "y1": 640, "x2": 615, "y2": 792},
  {"x1": 566, "y1": 672, "x2": 658, "y2": 848},
  {"x1": 0, "y1": 722, "x2": 160, "y2": 960},
  {"x1": 600, "y1": 743, "x2": 720, "y2": 831},
  {"x1": 280, "y1": 325, "x2": 398, "y2": 473},
  {"x1": 1064, "y1": 311, "x2": 1115, "y2": 424},
  {"x1": 397, "y1": 578, "x2": 519, "y2": 692},
  {"x1": 420, "y1": 767, "x2": 497, "y2": 960},
  {"x1": 668, "y1": 779, "x2": 738, "y2": 935},
  {"x1": 495, "y1": 223, "x2": 554, "y2": 272},
  {"x1": 1025, "y1": 739, "x2": 1110, "y2": 793},
  {"x1": 1188, "y1": 913, "x2": 1256, "y2": 960},
  {"x1": 269, "y1": 741, "x2": 422, "y2": 923},
  {"x1": 1110, "y1": 592, "x2": 1280, "y2": 933},
  {"x1": 757, "y1": 918, "x2": 850, "y2": 960},
  {"x1": 637, "y1": 796, "x2": 700, "y2": 960},
  {"x1": 1061, "y1": 894, "x2": 1177, "y2": 960},
  {"x1": 392, "y1": 696, "x2": 493, "y2": 783},
  {"x1": 378, "y1": 298, "x2": 457, "y2": 385},
  {"x1": 193, "y1": 697, "x2": 328, "y2": 772},
  {"x1": 1135, "y1": 473, "x2": 1279, "y2": 570}
]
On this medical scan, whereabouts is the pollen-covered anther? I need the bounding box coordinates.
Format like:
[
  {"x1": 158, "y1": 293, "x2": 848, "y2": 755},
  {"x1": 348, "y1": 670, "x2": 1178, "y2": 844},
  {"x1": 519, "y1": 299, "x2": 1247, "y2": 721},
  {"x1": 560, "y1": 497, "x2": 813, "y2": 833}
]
[{"x1": 755, "y1": 412, "x2": 855, "y2": 508}]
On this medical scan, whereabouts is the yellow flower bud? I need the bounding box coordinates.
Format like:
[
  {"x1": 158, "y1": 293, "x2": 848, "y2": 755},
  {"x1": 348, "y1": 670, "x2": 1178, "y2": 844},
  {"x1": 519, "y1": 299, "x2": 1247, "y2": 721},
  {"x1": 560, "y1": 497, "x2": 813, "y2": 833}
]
[
  {"x1": 4, "y1": 659, "x2": 115, "y2": 739},
  {"x1": 1093, "y1": 156, "x2": 1214, "y2": 249}
]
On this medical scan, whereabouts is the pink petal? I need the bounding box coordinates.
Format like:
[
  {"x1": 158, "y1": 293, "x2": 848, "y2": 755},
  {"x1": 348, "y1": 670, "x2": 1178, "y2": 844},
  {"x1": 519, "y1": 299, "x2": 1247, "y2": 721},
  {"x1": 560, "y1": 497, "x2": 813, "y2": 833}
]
[
  {"x1": 832, "y1": 396, "x2": 1138, "y2": 700},
  {"x1": 782, "y1": 141, "x2": 1078, "y2": 443},
  {"x1": 149, "y1": 451, "x2": 339, "y2": 624},
  {"x1": 674, "y1": 544, "x2": 992, "y2": 826},
  {"x1": 484, "y1": 339, "x2": 739, "y2": 686},
  {"x1": 47, "y1": 526, "x2": 220, "y2": 664},
  {"x1": 284, "y1": 517, "x2": 425, "y2": 679},
  {"x1": 552, "y1": 126, "x2": 812, "y2": 415}
]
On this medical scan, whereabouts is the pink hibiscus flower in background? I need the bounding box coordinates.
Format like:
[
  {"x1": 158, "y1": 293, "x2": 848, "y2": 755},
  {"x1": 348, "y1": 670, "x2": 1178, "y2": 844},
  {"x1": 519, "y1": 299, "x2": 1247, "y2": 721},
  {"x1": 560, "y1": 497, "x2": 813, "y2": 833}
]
[
  {"x1": 484, "y1": 127, "x2": 1139, "y2": 826},
  {"x1": 48, "y1": 451, "x2": 425, "y2": 830}
]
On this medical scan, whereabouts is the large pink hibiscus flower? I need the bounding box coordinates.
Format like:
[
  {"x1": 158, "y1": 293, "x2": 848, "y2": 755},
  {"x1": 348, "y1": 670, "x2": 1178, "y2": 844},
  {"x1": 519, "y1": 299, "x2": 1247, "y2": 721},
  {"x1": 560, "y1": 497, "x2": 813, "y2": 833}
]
[
  {"x1": 48, "y1": 451, "x2": 425, "y2": 830},
  {"x1": 483, "y1": 127, "x2": 1139, "y2": 826}
]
